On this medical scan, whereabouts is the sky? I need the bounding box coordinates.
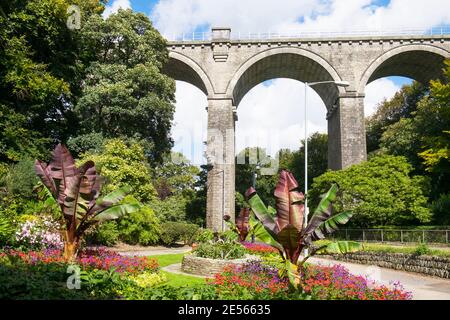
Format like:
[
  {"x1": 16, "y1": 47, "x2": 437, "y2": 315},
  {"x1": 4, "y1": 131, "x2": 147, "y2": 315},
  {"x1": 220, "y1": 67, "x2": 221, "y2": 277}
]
[{"x1": 103, "y1": 0, "x2": 450, "y2": 165}]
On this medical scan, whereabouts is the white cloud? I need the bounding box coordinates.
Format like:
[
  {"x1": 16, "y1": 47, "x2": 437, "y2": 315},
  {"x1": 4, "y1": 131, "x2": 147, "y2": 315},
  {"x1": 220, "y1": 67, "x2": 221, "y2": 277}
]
[
  {"x1": 236, "y1": 79, "x2": 327, "y2": 156},
  {"x1": 172, "y1": 79, "x2": 327, "y2": 165},
  {"x1": 171, "y1": 81, "x2": 208, "y2": 165},
  {"x1": 151, "y1": 0, "x2": 450, "y2": 37},
  {"x1": 364, "y1": 78, "x2": 401, "y2": 116},
  {"x1": 102, "y1": 0, "x2": 131, "y2": 18},
  {"x1": 151, "y1": 0, "x2": 325, "y2": 37}
]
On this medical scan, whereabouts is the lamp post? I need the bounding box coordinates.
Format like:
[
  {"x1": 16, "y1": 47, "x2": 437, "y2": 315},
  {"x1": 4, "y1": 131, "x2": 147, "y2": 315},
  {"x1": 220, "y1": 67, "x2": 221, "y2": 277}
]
[
  {"x1": 252, "y1": 164, "x2": 261, "y2": 189},
  {"x1": 303, "y1": 80, "x2": 349, "y2": 255},
  {"x1": 204, "y1": 141, "x2": 225, "y2": 233}
]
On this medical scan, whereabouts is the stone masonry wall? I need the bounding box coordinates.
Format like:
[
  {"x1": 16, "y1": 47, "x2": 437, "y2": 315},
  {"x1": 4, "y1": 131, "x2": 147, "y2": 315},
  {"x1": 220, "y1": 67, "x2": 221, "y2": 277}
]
[
  {"x1": 181, "y1": 254, "x2": 260, "y2": 277},
  {"x1": 320, "y1": 252, "x2": 450, "y2": 279}
]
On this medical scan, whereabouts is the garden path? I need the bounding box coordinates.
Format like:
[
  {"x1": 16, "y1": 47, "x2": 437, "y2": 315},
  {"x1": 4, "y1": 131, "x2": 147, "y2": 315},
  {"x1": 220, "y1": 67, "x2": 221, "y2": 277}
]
[
  {"x1": 309, "y1": 257, "x2": 450, "y2": 300},
  {"x1": 116, "y1": 245, "x2": 192, "y2": 257}
]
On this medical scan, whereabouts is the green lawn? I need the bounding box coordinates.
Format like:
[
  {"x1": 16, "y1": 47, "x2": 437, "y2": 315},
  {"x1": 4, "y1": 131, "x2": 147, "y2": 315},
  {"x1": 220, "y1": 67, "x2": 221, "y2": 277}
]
[
  {"x1": 149, "y1": 253, "x2": 207, "y2": 287},
  {"x1": 148, "y1": 253, "x2": 186, "y2": 267}
]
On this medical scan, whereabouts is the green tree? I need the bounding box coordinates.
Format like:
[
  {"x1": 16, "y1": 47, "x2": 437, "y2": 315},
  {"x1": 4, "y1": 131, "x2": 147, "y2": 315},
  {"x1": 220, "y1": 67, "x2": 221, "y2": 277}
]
[
  {"x1": 309, "y1": 155, "x2": 431, "y2": 227},
  {"x1": 281, "y1": 132, "x2": 328, "y2": 191},
  {"x1": 366, "y1": 82, "x2": 427, "y2": 154},
  {"x1": 416, "y1": 61, "x2": 450, "y2": 182},
  {"x1": 0, "y1": 1, "x2": 106, "y2": 161},
  {"x1": 78, "y1": 139, "x2": 157, "y2": 203},
  {"x1": 75, "y1": 9, "x2": 176, "y2": 161},
  {"x1": 235, "y1": 147, "x2": 277, "y2": 208},
  {"x1": 152, "y1": 152, "x2": 200, "y2": 199}
]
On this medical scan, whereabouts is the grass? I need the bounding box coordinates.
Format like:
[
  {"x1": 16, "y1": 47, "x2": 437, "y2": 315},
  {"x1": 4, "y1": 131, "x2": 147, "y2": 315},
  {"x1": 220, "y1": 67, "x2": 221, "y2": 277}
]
[
  {"x1": 148, "y1": 253, "x2": 185, "y2": 267},
  {"x1": 314, "y1": 240, "x2": 450, "y2": 258},
  {"x1": 149, "y1": 253, "x2": 207, "y2": 287},
  {"x1": 160, "y1": 270, "x2": 206, "y2": 287},
  {"x1": 361, "y1": 243, "x2": 450, "y2": 257}
]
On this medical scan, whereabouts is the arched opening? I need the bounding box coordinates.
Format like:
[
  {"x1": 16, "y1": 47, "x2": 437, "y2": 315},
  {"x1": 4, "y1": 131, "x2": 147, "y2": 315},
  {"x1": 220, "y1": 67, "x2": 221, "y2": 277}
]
[
  {"x1": 360, "y1": 46, "x2": 449, "y2": 154},
  {"x1": 229, "y1": 48, "x2": 346, "y2": 168},
  {"x1": 359, "y1": 45, "x2": 449, "y2": 94},
  {"x1": 230, "y1": 49, "x2": 345, "y2": 208},
  {"x1": 228, "y1": 48, "x2": 345, "y2": 108},
  {"x1": 162, "y1": 52, "x2": 210, "y2": 165}
]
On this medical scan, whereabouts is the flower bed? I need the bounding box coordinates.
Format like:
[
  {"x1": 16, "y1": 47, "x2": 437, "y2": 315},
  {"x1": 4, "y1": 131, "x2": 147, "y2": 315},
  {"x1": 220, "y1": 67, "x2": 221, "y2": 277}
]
[
  {"x1": 0, "y1": 247, "x2": 159, "y2": 274},
  {"x1": 242, "y1": 242, "x2": 279, "y2": 256},
  {"x1": 300, "y1": 264, "x2": 412, "y2": 300},
  {"x1": 207, "y1": 261, "x2": 290, "y2": 299}
]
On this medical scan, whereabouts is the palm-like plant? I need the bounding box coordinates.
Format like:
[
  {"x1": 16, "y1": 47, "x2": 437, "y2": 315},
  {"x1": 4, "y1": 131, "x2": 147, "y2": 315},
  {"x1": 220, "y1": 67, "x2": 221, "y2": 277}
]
[
  {"x1": 239, "y1": 170, "x2": 360, "y2": 286},
  {"x1": 35, "y1": 144, "x2": 141, "y2": 261},
  {"x1": 224, "y1": 208, "x2": 250, "y2": 242}
]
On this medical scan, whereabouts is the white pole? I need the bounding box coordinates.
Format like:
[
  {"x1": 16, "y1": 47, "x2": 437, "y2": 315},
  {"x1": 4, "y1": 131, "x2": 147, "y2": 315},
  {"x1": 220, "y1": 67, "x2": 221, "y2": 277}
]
[{"x1": 304, "y1": 83, "x2": 309, "y2": 256}]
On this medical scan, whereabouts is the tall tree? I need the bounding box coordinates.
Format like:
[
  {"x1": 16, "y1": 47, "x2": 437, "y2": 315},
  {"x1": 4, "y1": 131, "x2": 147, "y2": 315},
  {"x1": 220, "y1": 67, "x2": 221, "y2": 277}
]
[
  {"x1": 0, "y1": 0, "x2": 106, "y2": 161},
  {"x1": 74, "y1": 9, "x2": 176, "y2": 162},
  {"x1": 366, "y1": 82, "x2": 427, "y2": 154}
]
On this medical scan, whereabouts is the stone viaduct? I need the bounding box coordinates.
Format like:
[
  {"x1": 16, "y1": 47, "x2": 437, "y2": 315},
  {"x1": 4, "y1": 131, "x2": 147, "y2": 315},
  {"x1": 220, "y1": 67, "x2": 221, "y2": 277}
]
[{"x1": 163, "y1": 28, "x2": 450, "y2": 232}]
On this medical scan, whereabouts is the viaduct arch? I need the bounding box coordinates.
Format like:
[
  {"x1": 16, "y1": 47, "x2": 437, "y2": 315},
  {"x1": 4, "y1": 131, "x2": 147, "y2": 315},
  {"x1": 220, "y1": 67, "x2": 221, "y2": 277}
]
[{"x1": 163, "y1": 28, "x2": 450, "y2": 231}]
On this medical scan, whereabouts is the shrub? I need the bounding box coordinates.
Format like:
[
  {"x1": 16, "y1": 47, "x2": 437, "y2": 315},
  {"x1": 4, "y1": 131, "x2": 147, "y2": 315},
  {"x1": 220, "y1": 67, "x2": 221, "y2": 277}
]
[
  {"x1": 431, "y1": 193, "x2": 450, "y2": 225},
  {"x1": 160, "y1": 222, "x2": 199, "y2": 246},
  {"x1": 128, "y1": 272, "x2": 167, "y2": 288},
  {"x1": 193, "y1": 238, "x2": 246, "y2": 260},
  {"x1": 149, "y1": 195, "x2": 188, "y2": 222},
  {"x1": 117, "y1": 203, "x2": 161, "y2": 246},
  {"x1": 0, "y1": 158, "x2": 38, "y2": 198},
  {"x1": 194, "y1": 228, "x2": 215, "y2": 243},
  {"x1": 414, "y1": 242, "x2": 431, "y2": 256},
  {"x1": 15, "y1": 215, "x2": 63, "y2": 250},
  {"x1": 310, "y1": 155, "x2": 431, "y2": 227},
  {"x1": 0, "y1": 215, "x2": 15, "y2": 246},
  {"x1": 86, "y1": 221, "x2": 120, "y2": 247}
]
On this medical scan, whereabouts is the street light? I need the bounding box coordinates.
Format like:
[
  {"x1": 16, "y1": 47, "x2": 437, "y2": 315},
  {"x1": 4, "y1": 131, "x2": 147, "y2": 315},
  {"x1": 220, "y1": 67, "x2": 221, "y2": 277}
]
[
  {"x1": 303, "y1": 80, "x2": 349, "y2": 255},
  {"x1": 204, "y1": 143, "x2": 226, "y2": 233}
]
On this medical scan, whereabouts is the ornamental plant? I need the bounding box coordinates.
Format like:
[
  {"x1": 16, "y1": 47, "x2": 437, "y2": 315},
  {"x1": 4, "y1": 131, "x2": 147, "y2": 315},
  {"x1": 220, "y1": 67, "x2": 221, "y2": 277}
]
[
  {"x1": 301, "y1": 264, "x2": 412, "y2": 300},
  {"x1": 35, "y1": 144, "x2": 141, "y2": 261},
  {"x1": 224, "y1": 208, "x2": 250, "y2": 242},
  {"x1": 235, "y1": 170, "x2": 361, "y2": 287},
  {"x1": 15, "y1": 215, "x2": 64, "y2": 250},
  {"x1": 208, "y1": 261, "x2": 290, "y2": 300},
  {"x1": 1, "y1": 248, "x2": 159, "y2": 274}
]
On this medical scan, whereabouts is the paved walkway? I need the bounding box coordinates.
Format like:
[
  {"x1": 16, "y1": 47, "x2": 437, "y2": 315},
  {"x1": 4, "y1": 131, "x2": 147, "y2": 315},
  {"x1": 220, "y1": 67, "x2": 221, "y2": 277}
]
[
  {"x1": 117, "y1": 246, "x2": 192, "y2": 257},
  {"x1": 309, "y1": 257, "x2": 450, "y2": 300}
]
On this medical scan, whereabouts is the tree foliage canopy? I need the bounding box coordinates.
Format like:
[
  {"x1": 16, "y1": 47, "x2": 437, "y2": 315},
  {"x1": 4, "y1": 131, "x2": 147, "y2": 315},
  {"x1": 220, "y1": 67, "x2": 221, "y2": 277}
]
[{"x1": 309, "y1": 155, "x2": 431, "y2": 227}]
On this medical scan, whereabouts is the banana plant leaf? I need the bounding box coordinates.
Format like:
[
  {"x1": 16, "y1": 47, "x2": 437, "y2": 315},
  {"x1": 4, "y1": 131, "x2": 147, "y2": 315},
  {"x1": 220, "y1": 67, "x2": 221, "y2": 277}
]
[
  {"x1": 277, "y1": 225, "x2": 301, "y2": 264},
  {"x1": 235, "y1": 208, "x2": 250, "y2": 241},
  {"x1": 317, "y1": 241, "x2": 362, "y2": 254},
  {"x1": 274, "y1": 170, "x2": 304, "y2": 232},
  {"x1": 301, "y1": 184, "x2": 338, "y2": 242},
  {"x1": 249, "y1": 214, "x2": 284, "y2": 254},
  {"x1": 89, "y1": 185, "x2": 132, "y2": 215},
  {"x1": 35, "y1": 161, "x2": 58, "y2": 197},
  {"x1": 93, "y1": 203, "x2": 142, "y2": 222},
  {"x1": 311, "y1": 211, "x2": 355, "y2": 241},
  {"x1": 62, "y1": 162, "x2": 96, "y2": 220},
  {"x1": 51, "y1": 144, "x2": 80, "y2": 205},
  {"x1": 282, "y1": 259, "x2": 301, "y2": 289},
  {"x1": 246, "y1": 188, "x2": 279, "y2": 235}
]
